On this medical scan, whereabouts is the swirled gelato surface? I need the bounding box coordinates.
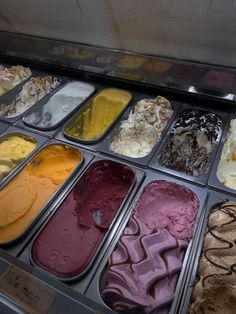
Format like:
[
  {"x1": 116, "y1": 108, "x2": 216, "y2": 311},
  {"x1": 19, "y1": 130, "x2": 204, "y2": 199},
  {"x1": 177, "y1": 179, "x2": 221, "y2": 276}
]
[
  {"x1": 0, "y1": 76, "x2": 60, "y2": 117},
  {"x1": 0, "y1": 65, "x2": 31, "y2": 96},
  {"x1": 31, "y1": 160, "x2": 135, "y2": 278},
  {"x1": 189, "y1": 201, "x2": 236, "y2": 314},
  {"x1": 217, "y1": 119, "x2": 236, "y2": 190},
  {"x1": 101, "y1": 180, "x2": 200, "y2": 313},
  {"x1": 0, "y1": 134, "x2": 36, "y2": 180},
  {"x1": 23, "y1": 81, "x2": 94, "y2": 129},
  {"x1": 159, "y1": 109, "x2": 222, "y2": 176},
  {"x1": 110, "y1": 96, "x2": 173, "y2": 158},
  {"x1": 0, "y1": 144, "x2": 82, "y2": 244}
]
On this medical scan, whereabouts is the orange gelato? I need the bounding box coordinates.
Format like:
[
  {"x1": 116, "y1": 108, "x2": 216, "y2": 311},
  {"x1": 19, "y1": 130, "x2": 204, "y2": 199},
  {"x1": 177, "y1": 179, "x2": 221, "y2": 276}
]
[{"x1": 0, "y1": 144, "x2": 82, "y2": 244}]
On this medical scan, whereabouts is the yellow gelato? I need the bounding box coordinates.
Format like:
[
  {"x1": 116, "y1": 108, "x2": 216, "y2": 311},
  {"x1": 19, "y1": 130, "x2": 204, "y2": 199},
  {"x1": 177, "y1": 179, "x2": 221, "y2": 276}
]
[
  {"x1": 64, "y1": 88, "x2": 132, "y2": 141},
  {"x1": 0, "y1": 144, "x2": 82, "y2": 244},
  {"x1": 117, "y1": 56, "x2": 146, "y2": 69},
  {"x1": 0, "y1": 135, "x2": 36, "y2": 180}
]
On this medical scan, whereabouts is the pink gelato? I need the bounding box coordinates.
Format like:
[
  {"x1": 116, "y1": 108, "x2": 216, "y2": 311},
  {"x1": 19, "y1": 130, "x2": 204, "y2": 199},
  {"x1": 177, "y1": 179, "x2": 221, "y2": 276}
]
[
  {"x1": 101, "y1": 180, "x2": 199, "y2": 313},
  {"x1": 134, "y1": 180, "x2": 199, "y2": 241}
]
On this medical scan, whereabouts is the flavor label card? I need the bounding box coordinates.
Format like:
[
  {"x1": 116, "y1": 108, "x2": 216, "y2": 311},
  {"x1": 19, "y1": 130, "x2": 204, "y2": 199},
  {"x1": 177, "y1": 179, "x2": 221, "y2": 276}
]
[{"x1": 0, "y1": 263, "x2": 55, "y2": 313}]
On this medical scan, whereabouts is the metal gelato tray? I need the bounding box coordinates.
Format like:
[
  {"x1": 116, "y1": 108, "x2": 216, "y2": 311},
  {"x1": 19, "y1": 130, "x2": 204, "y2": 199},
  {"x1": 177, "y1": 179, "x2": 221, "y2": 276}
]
[
  {"x1": 19, "y1": 155, "x2": 145, "y2": 294},
  {"x1": 55, "y1": 129, "x2": 99, "y2": 152},
  {"x1": 0, "y1": 70, "x2": 68, "y2": 124},
  {"x1": 63, "y1": 87, "x2": 133, "y2": 145},
  {"x1": 178, "y1": 189, "x2": 236, "y2": 314},
  {"x1": 0, "y1": 140, "x2": 92, "y2": 256},
  {"x1": 208, "y1": 112, "x2": 236, "y2": 195},
  {"x1": 0, "y1": 126, "x2": 48, "y2": 189},
  {"x1": 85, "y1": 169, "x2": 208, "y2": 314},
  {"x1": 149, "y1": 103, "x2": 228, "y2": 186},
  {"x1": 15, "y1": 118, "x2": 59, "y2": 138},
  {"x1": 99, "y1": 93, "x2": 182, "y2": 167},
  {"x1": 22, "y1": 80, "x2": 96, "y2": 131},
  {"x1": 0, "y1": 121, "x2": 9, "y2": 134}
]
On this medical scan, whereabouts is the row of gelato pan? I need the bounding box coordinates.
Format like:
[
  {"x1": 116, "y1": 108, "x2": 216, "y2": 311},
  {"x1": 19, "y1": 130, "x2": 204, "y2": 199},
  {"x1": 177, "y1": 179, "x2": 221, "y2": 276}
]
[
  {"x1": 1, "y1": 68, "x2": 236, "y2": 196},
  {"x1": 0, "y1": 126, "x2": 236, "y2": 313},
  {"x1": 6, "y1": 155, "x2": 236, "y2": 314},
  {"x1": 0, "y1": 62, "x2": 236, "y2": 313},
  {"x1": 4, "y1": 146, "x2": 207, "y2": 312}
]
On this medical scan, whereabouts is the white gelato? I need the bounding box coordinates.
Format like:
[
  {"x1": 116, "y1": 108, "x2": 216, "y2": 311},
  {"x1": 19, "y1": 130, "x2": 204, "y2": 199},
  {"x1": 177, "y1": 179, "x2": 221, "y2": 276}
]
[
  {"x1": 0, "y1": 65, "x2": 31, "y2": 96},
  {"x1": 0, "y1": 76, "x2": 60, "y2": 117},
  {"x1": 23, "y1": 81, "x2": 95, "y2": 128},
  {"x1": 217, "y1": 119, "x2": 236, "y2": 189},
  {"x1": 110, "y1": 96, "x2": 173, "y2": 158}
]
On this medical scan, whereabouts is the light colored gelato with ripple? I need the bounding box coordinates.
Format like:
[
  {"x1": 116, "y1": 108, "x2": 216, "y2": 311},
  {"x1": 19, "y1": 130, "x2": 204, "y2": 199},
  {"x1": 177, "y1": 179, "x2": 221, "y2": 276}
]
[
  {"x1": 0, "y1": 65, "x2": 31, "y2": 96},
  {"x1": 0, "y1": 76, "x2": 60, "y2": 117},
  {"x1": 110, "y1": 96, "x2": 173, "y2": 158},
  {"x1": 217, "y1": 119, "x2": 236, "y2": 190}
]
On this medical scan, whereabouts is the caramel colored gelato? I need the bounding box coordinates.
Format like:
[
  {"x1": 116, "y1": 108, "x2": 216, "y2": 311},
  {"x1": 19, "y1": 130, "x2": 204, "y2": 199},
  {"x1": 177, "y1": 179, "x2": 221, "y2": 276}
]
[
  {"x1": 0, "y1": 65, "x2": 31, "y2": 96},
  {"x1": 64, "y1": 88, "x2": 132, "y2": 142},
  {"x1": 0, "y1": 134, "x2": 36, "y2": 180},
  {"x1": 189, "y1": 201, "x2": 236, "y2": 313},
  {"x1": 0, "y1": 144, "x2": 82, "y2": 244}
]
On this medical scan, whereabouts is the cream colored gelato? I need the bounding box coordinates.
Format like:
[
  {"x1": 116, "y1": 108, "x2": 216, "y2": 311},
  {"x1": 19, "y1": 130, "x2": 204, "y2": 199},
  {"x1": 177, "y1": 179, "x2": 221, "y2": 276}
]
[
  {"x1": 217, "y1": 119, "x2": 236, "y2": 189},
  {"x1": 0, "y1": 65, "x2": 31, "y2": 96},
  {"x1": 110, "y1": 96, "x2": 173, "y2": 158},
  {"x1": 0, "y1": 76, "x2": 60, "y2": 117}
]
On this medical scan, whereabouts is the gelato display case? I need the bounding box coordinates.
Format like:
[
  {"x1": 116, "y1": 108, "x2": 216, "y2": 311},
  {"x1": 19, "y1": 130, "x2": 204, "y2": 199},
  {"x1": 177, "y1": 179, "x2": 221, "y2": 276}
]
[{"x1": 1, "y1": 31, "x2": 236, "y2": 314}]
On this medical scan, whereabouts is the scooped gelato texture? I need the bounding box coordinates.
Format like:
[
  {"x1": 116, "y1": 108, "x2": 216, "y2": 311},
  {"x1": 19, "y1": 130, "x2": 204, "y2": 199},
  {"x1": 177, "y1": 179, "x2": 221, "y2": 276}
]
[
  {"x1": 217, "y1": 119, "x2": 236, "y2": 190},
  {"x1": 159, "y1": 109, "x2": 222, "y2": 176},
  {"x1": 0, "y1": 65, "x2": 31, "y2": 96},
  {"x1": 31, "y1": 160, "x2": 135, "y2": 278},
  {"x1": 101, "y1": 180, "x2": 199, "y2": 313},
  {"x1": 0, "y1": 144, "x2": 82, "y2": 244},
  {"x1": 0, "y1": 134, "x2": 36, "y2": 180},
  {"x1": 189, "y1": 201, "x2": 236, "y2": 314},
  {"x1": 23, "y1": 81, "x2": 94, "y2": 129},
  {"x1": 64, "y1": 88, "x2": 131, "y2": 142},
  {"x1": 110, "y1": 96, "x2": 173, "y2": 158},
  {"x1": 0, "y1": 76, "x2": 60, "y2": 117}
]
